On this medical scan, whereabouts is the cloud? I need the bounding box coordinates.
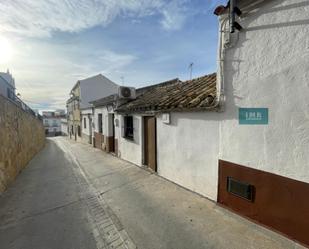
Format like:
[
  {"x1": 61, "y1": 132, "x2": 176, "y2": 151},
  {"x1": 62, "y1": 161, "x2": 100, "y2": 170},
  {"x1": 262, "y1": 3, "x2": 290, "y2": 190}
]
[
  {"x1": 160, "y1": 0, "x2": 189, "y2": 31},
  {"x1": 0, "y1": 0, "x2": 192, "y2": 37},
  {"x1": 10, "y1": 39, "x2": 137, "y2": 109}
]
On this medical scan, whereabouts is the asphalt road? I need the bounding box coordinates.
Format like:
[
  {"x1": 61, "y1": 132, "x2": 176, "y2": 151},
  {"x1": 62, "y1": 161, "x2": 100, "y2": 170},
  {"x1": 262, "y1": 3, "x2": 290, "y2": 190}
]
[{"x1": 0, "y1": 137, "x2": 304, "y2": 249}]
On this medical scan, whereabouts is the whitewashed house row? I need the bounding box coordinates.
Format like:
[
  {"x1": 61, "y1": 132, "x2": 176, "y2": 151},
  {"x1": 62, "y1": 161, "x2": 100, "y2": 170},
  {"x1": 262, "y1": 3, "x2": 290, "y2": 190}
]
[{"x1": 80, "y1": 0, "x2": 309, "y2": 246}]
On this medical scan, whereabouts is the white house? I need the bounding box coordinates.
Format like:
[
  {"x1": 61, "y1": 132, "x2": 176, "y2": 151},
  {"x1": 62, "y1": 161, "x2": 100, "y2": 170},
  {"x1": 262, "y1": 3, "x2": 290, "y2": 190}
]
[
  {"x1": 66, "y1": 74, "x2": 119, "y2": 141},
  {"x1": 0, "y1": 70, "x2": 15, "y2": 101},
  {"x1": 115, "y1": 75, "x2": 219, "y2": 199},
  {"x1": 214, "y1": 0, "x2": 309, "y2": 246},
  {"x1": 43, "y1": 111, "x2": 65, "y2": 136}
]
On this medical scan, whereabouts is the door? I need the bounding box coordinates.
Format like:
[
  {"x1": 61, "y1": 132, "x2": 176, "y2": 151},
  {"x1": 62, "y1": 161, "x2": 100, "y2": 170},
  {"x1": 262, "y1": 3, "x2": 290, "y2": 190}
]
[
  {"x1": 88, "y1": 117, "x2": 92, "y2": 144},
  {"x1": 111, "y1": 114, "x2": 115, "y2": 152},
  {"x1": 144, "y1": 116, "x2": 157, "y2": 172},
  {"x1": 108, "y1": 113, "x2": 115, "y2": 153}
]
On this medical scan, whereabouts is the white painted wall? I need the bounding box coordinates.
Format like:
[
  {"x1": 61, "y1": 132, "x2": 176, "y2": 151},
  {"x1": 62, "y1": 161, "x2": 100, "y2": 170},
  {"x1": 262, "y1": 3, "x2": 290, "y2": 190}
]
[
  {"x1": 61, "y1": 119, "x2": 68, "y2": 135},
  {"x1": 43, "y1": 118, "x2": 61, "y2": 133},
  {"x1": 157, "y1": 112, "x2": 220, "y2": 200},
  {"x1": 219, "y1": 0, "x2": 309, "y2": 183},
  {"x1": 93, "y1": 107, "x2": 104, "y2": 135},
  {"x1": 0, "y1": 76, "x2": 14, "y2": 100},
  {"x1": 115, "y1": 114, "x2": 143, "y2": 166},
  {"x1": 81, "y1": 108, "x2": 92, "y2": 137},
  {"x1": 79, "y1": 74, "x2": 118, "y2": 109}
]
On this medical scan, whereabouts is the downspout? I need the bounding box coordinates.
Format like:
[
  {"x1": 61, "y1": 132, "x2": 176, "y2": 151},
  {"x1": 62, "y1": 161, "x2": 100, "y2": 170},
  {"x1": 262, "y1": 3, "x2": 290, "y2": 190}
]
[
  {"x1": 214, "y1": 16, "x2": 229, "y2": 112},
  {"x1": 214, "y1": 3, "x2": 241, "y2": 111}
]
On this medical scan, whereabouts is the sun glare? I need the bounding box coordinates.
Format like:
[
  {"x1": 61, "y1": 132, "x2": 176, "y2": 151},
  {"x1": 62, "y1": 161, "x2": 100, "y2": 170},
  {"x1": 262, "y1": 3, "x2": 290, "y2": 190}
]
[{"x1": 0, "y1": 36, "x2": 14, "y2": 64}]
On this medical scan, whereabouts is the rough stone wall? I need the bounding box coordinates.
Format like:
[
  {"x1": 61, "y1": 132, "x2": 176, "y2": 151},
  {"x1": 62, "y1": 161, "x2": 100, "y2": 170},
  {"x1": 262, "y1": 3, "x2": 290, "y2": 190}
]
[{"x1": 0, "y1": 95, "x2": 45, "y2": 192}]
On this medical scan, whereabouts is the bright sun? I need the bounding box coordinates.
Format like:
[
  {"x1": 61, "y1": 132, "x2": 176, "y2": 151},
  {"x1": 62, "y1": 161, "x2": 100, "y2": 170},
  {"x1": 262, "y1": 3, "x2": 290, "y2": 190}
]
[{"x1": 0, "y1": 36, "x2": 14, "y2": 64}]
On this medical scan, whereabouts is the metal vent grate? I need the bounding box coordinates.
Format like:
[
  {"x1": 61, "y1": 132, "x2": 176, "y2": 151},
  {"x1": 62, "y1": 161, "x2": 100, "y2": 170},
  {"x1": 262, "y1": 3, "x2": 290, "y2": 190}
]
[{"x1": 227, "y1": 177, "x2": 254, "y2": 201}]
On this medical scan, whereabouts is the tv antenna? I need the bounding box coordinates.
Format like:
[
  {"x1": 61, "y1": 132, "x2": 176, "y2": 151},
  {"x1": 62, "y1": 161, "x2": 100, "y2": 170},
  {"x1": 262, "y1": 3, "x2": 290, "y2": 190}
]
[{"x1": 188, "y1": 63, "x2": 194, "y2": 80}]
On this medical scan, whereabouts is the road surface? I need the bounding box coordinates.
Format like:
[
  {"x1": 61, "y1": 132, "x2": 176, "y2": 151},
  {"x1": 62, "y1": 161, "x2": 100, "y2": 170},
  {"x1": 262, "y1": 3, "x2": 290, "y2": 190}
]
[{"x1": 0, "y1": 137, "x2": 304, "y2": 249}]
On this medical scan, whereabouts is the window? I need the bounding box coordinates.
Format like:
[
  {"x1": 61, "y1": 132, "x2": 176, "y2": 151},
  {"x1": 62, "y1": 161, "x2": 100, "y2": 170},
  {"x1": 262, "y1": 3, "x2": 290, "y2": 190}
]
[
  {"x1": 124, "y1": 116, "x2": 134, "y2": 140},
  {"x1": 98, "y1": 114, "x2": 103, "y2": 133},
  {"x1": 84, "y1": 117, "x2": 87, "y2": 129},
  {"x1": 52, "y1": 120, "x2": 58, "y2": 127},
  {"x1": 7, "y1": 88, "x2": 14, "y2": 100}
]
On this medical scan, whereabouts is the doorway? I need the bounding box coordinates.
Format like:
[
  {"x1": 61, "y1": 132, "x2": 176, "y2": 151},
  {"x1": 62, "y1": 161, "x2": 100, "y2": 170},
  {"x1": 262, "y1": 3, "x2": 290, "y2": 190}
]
[
  {"x1": 88, "y1": 116, "x2": 92, "y2": 144},
  {"x1": 110, "y1": 114, "x2": 115, "y2": 152},
  {"x1": 144, "y1": 116, "x2": 157, "y2": 172}
]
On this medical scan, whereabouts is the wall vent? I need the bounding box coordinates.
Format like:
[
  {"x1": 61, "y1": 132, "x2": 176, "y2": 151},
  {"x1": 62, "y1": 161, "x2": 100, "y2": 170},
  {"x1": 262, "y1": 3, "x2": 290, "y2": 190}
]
[{"x1": 227, "y1": 177, "x2": 254, "y2": 201}]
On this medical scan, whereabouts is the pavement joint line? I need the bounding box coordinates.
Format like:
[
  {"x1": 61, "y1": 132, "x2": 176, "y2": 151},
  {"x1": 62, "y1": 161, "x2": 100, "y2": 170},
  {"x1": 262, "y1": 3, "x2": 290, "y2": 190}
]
[{"x1": 56, "y1": 138, "x2": 137, "y2": 249}]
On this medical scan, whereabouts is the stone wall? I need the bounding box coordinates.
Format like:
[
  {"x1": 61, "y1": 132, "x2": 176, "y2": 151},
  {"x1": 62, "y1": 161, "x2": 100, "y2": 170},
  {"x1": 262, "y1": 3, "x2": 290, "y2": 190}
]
[{"x1": 0, "y1": 95, "x2": 45, "y2": 192}]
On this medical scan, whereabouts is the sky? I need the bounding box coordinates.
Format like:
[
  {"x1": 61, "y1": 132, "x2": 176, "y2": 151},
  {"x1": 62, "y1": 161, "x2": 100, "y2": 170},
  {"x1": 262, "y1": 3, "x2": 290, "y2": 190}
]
[{"x1": 0, "y1": 0, "x2": 226, "y2": 110}]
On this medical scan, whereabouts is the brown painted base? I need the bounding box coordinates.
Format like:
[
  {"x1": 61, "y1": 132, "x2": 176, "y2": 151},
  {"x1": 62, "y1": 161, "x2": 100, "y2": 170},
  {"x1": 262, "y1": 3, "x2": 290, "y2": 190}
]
[
  {"x1": 105, "y1": 136, "x2": 115, "y2": 153},
  {"x1": 218, "y1": 160, "x2": 309, "y2": 247},
  {"x1": 114, "y1": 139, "x2": 118, "y2": 156},
  {"x1": 94, "y1": 132, "x2": 104, "y2": 150}
]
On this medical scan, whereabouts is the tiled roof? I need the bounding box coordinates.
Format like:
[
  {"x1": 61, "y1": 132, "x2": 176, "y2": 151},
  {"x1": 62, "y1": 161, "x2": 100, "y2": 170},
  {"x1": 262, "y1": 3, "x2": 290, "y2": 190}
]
[{"x1": 116, "y1": 73, "x2": 217, "y2": 113}]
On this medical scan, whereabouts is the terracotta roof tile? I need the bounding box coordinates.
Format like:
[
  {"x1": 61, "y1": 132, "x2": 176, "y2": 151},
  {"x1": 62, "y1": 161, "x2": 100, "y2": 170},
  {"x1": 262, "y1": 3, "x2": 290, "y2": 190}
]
[{"x1": 116, "y1": 73, "x2": 217, "y2": 113}]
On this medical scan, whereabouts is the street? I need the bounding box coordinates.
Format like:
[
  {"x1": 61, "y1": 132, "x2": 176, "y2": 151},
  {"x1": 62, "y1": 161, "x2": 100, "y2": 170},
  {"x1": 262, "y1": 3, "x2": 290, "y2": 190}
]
[{"x1": 0, "y1": 137, "x2": 303, "y2": 249}]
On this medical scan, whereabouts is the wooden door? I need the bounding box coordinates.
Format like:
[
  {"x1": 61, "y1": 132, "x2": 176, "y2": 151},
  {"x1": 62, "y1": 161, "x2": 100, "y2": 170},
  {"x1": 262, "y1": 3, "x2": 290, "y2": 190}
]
[
  {"x1": 144, "y1": 116, "x2": 157, "y2": 172},
  {"x1": 89, "y1": 117, "x2": 92, "y2": 144}
]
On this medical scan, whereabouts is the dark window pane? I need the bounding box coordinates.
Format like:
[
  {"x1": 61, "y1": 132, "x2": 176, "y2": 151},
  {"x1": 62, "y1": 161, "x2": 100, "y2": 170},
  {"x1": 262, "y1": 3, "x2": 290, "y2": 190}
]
[
  {"x1": 124, "y1": 116, "x2": 134, "y2": 139},
  {"x1": 98, "y1": 114, "x2": 103, "y2": 133}
]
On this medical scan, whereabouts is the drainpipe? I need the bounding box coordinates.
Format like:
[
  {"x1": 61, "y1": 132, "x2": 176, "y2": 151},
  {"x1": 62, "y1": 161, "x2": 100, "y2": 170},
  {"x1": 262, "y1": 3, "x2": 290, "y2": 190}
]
[
  {"x1": 213, "y1": 16, "x2": 229, "y2": 112},
  {"x1": 230, "y1": 0, "x2": 236, "y2": 33},
  {"x1": 214, "y1": 1, "x2": 242, "y2": 111}
]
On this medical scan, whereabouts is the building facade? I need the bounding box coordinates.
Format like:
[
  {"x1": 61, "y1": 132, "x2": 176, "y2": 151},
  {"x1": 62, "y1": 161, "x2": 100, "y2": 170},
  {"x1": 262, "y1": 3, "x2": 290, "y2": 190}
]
[
  {"x1": 65, "y1": 0, "x2": 309, "y2": 245},
  {"x1": 89, "y1": 94, "x2": 119, "y2": 153},
  {"x1": 66, "y1": 74, "x2": 118, "y2": 141},
  {"x1": 115, "y1": 75, "x2": 219, "y2": 199},
  {"x1": 81, "y1": 107, "x2": 93, "y2": 144},
  {"x1": 0, "y1": 70, "x2": 15, "y2": 101},
  {"x1": 215, "y1": 0, "x2": 309, "y2": 246},
  {"x1": 42, "y1": 111, "x2": 65, "y2": 136},
  {"x1": 61, "y1": 118, "x2": 68, "y2": 136}
]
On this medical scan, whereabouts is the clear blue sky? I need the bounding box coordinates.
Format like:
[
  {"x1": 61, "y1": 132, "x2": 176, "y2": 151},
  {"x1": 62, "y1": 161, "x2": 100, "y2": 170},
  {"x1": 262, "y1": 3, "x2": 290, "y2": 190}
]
[{"x1": 0, "y1": 0, "x2": 226, "y2": 110}]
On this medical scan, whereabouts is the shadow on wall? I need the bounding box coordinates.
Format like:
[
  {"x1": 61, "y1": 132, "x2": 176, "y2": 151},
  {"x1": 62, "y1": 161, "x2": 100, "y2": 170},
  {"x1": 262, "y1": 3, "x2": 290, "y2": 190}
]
[
  {"x1": 241, "y1": 0, "x2": 309, "y2": 31},
  {"x1": 218, "y1": 0, "x2": 309, "y2": 122}
]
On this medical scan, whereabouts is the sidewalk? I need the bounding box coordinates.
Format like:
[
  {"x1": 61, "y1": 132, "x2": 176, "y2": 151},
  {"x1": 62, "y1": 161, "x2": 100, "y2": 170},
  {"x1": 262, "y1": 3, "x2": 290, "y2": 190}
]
[{"x1": 58, "y1": 137, "x2": 304, "y2": 249}]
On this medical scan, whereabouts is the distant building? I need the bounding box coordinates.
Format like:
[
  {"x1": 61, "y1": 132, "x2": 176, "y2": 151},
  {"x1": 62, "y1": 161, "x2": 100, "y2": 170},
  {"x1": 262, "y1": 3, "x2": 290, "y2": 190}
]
[
  {"x1": 61, "y1": 118, "x2": 68, "y2": 136},
  {"x1": 66, "y1": 74, "x2": 118, "y2": 141},
  {"x1": 0, "y1": 70, "x2": 15, "y2": 101},
  {"x1": 42, "y1": 111, "x2": 66, "y2": 137}
]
